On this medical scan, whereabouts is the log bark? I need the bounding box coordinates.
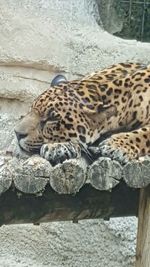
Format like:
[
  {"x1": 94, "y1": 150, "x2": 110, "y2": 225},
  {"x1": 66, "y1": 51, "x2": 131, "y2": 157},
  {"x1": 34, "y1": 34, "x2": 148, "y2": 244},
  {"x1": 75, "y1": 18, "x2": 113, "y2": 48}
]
[
  {"x1": 136, "y1": 186, "x2": 150, "y2": 267},
  {"x1": 0, "y1": 183, "x2": 139, "y2": 225}
]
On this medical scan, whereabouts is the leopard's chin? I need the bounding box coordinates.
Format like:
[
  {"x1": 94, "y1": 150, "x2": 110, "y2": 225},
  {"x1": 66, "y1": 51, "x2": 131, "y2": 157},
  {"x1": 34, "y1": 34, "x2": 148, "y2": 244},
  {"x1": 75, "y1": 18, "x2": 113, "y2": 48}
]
[{"x1": 19, "y1": 139, "x2": 41, "y2": 155}]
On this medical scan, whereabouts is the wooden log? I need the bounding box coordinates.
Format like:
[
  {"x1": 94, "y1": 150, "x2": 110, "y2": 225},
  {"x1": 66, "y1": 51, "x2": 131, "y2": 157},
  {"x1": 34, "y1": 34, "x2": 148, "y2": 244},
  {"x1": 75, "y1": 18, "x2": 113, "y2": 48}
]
[
  {"x1": 0, "y1": 183, "x2": 139, "y2": 225},
  {"x1": 12, "y1": 156, "x2": 51, "y2": 194},
  {"x1": 49, "y1": 158, "x2": 87, "y2": 194},
  {"x1": 136, "y1": 185, "x2": 150, "y2": 267},
  {"x1": 1, "y1": 153, "x2": 150, "y2": 196},
  {"x1": 0, "y1": 156, "x2": 12, "y2": 194},
  {"x1": 123, "y1": 158, "x2": 150, "y2": 188},
  {"x1": 3, "y1": 153, "x2": 88, "y2": 195},
  {"x1": 88, "y1": 157, "x2": 122, "y2": 191}
]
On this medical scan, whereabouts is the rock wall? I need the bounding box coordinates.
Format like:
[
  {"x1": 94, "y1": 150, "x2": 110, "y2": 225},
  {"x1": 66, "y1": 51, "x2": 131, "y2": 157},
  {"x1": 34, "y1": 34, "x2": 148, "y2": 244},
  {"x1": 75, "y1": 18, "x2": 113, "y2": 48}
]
[{"x1": 0, "y1": 0, "x2": 150, "y2": 266}]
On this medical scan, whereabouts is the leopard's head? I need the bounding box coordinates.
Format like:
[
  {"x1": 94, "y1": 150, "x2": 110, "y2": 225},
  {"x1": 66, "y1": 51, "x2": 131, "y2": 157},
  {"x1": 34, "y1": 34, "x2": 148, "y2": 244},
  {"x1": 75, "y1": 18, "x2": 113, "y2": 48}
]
[
  {"x1": 15, "y1": 74, "x2": 117, "y2": 154},
  {"x1": 15, "y1": 84, "x2": 94, "y2": 153}
]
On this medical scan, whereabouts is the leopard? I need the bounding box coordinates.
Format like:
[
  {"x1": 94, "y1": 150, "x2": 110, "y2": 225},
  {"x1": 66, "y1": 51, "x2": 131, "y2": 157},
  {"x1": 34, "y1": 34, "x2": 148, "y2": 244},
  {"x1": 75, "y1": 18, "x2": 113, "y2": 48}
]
[{"x1": 15, "y1": 62, "x2": 150, "y2": 165}]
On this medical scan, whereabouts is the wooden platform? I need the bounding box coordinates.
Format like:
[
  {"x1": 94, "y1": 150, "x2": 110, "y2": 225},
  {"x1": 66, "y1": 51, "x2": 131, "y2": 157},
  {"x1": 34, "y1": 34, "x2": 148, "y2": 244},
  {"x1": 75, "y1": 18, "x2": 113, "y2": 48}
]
[
  {"x1": 0, "y1": 151, "x2": 150, "y2": 266},
  {"x1": 0, "y1": 152, "x2": 150, "y2": 224}
]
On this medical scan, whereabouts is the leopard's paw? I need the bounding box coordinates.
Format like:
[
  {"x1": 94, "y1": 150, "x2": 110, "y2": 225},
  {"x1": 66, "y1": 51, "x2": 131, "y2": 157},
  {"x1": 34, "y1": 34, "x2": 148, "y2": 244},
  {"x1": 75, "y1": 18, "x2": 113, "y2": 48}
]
[
  {"x1": 89, "y1": 139, "x2": 134, "y2": 165},
  {"x1": 40, "y1": 141, "x2": 81, "y2": 166}
]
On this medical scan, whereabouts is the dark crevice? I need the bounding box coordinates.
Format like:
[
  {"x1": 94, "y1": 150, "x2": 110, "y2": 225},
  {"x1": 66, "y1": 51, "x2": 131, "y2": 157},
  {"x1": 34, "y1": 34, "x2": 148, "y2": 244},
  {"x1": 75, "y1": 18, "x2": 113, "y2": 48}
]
[{"x1": 95, "y1": 0, "x2": 150, "y2": 42}]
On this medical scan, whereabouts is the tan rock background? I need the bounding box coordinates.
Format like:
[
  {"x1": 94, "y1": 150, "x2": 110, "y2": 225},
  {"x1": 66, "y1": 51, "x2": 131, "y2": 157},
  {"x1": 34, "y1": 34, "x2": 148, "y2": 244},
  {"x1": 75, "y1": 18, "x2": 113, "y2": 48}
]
[{"x1": 0, "y1": 0, "x2": 150, "y2": 266}]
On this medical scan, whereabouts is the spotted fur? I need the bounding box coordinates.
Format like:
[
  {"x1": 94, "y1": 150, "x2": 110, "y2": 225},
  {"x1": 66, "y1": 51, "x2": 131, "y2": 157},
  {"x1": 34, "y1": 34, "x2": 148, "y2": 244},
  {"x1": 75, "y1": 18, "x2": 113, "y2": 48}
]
[{"x1": 15, "y1": 62, "x2": 150, "y2": 163}]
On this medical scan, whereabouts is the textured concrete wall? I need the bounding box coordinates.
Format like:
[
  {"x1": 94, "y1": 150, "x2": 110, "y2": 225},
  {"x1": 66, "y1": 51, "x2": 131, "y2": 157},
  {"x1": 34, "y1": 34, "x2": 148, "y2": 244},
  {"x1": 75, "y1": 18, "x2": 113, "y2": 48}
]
[
  {"x1": 0, "y1": 0, "x2": 150, "y2": 266},
  {"x1": 0, "y1": 218, "x2": 137, "y2": 267}
]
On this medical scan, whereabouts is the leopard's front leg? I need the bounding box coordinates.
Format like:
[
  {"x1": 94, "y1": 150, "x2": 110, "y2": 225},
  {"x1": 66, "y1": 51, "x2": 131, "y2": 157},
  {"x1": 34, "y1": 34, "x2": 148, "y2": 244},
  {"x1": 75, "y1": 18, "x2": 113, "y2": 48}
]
[
  {"x1": 90, "y1": 126, "x2": 150, "y2": 164},
  {"x1": 40, "y1": 141, "x2": 81, "y2": 166}
]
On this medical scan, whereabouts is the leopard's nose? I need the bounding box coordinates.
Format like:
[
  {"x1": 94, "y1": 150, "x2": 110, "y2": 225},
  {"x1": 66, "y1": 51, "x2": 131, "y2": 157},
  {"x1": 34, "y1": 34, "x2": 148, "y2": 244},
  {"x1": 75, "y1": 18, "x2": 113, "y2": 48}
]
[{"x1": 14, "y1": 130, "x2": 28, "y2": 141}]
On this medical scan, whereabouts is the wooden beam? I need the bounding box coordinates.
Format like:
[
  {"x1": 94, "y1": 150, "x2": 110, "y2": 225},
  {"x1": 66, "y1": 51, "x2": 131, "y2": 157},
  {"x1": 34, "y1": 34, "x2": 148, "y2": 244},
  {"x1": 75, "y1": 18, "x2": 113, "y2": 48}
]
[
  {"x1": 0, "y1": 183, "x2": 139, "y2": 225},
  {"x1": 136, "y1": 185, "x2": 150, "y2": 267}
]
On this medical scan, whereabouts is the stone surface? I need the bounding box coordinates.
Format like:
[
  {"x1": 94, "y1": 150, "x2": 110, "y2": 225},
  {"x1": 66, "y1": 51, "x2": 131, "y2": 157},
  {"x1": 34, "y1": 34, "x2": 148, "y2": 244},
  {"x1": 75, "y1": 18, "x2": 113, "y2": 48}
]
[
  {"x1": 0, "y1": 218, "x2": 137, "y2": 267},
  {"x1": 0, "y1": 0, "x2": 149, "y2": 266}
]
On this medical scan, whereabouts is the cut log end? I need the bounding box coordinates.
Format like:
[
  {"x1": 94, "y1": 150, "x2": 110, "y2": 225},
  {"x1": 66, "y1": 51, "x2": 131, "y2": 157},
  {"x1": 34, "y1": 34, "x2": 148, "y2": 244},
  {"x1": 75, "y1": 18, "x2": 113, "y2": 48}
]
[
  {"x1": 50, "y1": 158, "x2": 87, "y2": 194},
  {"x1": 12, "y1": 155, "x2": 51, "y2": 194},
  {"x1": 88, "y1": 157, "x2": 122, "y2": 191},
  {"x1": 123, "y1": 158, "x2": 150, "y2": 188}
]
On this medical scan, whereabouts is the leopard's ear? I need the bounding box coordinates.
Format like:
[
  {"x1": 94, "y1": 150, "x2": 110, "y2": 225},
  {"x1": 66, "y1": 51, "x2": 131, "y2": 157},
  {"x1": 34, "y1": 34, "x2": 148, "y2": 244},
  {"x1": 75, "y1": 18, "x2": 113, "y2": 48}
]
[{"x1": 51, "y1": 75, "x2": 67, "y2": 87}]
